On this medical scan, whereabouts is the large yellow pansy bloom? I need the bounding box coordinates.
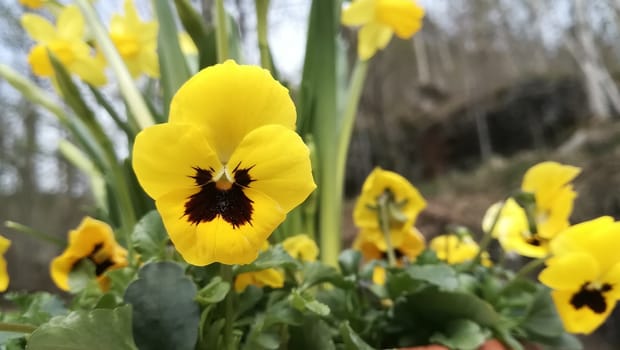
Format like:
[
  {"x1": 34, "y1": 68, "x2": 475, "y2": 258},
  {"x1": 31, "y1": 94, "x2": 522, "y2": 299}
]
[
  {"x1": 483, "y1": 161, "x2": 580, "y2": 258},
  {"x1": 132, "y1": 60, "x2": 316, "y2": 266},
  {"x1": 539, "y1": 217, "x2": 620, "y2": 334},
  {"x1": 109, "y1": 0, "x2": 159, "y2": 78},
  {"x1": 0, "y1": 235, "x2": 10, "y2": 292},
  {"x1": 341, "y1": 0, "x2": 425, "y2": 60},
  {"x1": 51, "y1": 217, "x2": 128, "y2": 291},
  {"x1": 21, "y1": 5, "x2": 106, "y2": 86}
]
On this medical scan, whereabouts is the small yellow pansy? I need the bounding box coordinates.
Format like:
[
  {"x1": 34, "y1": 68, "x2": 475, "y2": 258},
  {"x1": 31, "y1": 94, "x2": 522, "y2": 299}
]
[
  {"x1": 539, "y1": 217, "x2": 620, "y2": 334},
  {"x1": 132, "y1": 60, "x2": 316, "y2": 266},
  {"x1": 429, "y1": 234, "x2": 491, "y2": 266},
  {"x1": 21, "y1": 5, "x2": 107, "y2": 86},
  {"x1": 19, "y1": 0, "x2": 45, "y2": 9},
  {"x1": 282, "y1": 234, "x2": 319, "y2": 262},
  {"x1": 354, "y1": 167, "x2": 426, "y2": 231},
  {"x1": 109, "y1": 0, "x2": 159, "y2": 78},
  {"x1": 0, "y1": 235, "x2": 11, "y2": 292},
  {"x1": 234, "y1": 268, "x2": 285, "y2": 293},
  {"x1": 341, "y1": 0, "x2": 425, "y2": 60},
  {"x1": 50, "y1": 217, "x2": 128, "y2": 291},
  {"x1": 482, "y1": 161, "x2": 580, "y2": 258},
  {"x1": 372, "y1": 265, "x2": 386, "y2": 285},
  {"x1": 353, "y1": 226, "x2": 425, "y2": 264}
]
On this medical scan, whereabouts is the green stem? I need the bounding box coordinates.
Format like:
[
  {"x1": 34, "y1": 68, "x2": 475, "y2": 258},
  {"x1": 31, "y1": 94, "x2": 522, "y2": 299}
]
[
  {"x1": 0, "y1": 322, "x2": 37, "y2": 334},
  {"x1": 514, "y1": 257, "x2": 547, "y2": 280},
  {"x1": 5, "y1": 221, "x2": 65, "y2": 247},
  {"x1": 220, "y1": 264, "x2": 235, "y2": 350},
  {"x1": 255, "y1": 0, "x2": 271, "y2": 71},
  {"x1": 215, "y1": 0, "x2": 229, "y2": 62},
  {"x1": 319, "y1": 59, "x2": 369, "y2": 267},
  {"x1": 378, "y1": 196, "x2": 397, "y2": 267},
  {"x1": 473, "y1": 199, "x2": 507, "y2": 265}
]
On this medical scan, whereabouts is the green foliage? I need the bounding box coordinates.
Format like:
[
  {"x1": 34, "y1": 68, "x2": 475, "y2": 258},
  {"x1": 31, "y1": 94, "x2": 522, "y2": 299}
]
[
  {"x1": 235, "y1": 245, "x2": 300, "y2": 274},
  {"x1": 124, "y1": 262, "x2": 200, "y2": 350},
  {"x1": 430, "y1": 319, "x2": 490, "y2": 350},
  {"x1": 131, "y1": 210, "x2": 168, "y2": 262},
  {"x1": 26, "y1": 306, "x2": 138, "y2": 350}
]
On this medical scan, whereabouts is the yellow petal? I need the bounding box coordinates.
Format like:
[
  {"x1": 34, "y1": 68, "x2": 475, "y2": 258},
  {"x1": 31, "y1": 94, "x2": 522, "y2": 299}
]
[
  {"x1": 70, "y1": 57, "x2": 108, "y2": 87},
  {"x1": 352, "y1": 233, "x2": 383, "y2": 261},
  {"x1": 341, "y1": 0, "x2": 375, "y2": 26},
  {"x1": 372, "y1": 265, "x2": 386, "y2": 285},
  {"x1": 21, "y1": 14, "x2": 57, "y2": 43},
  {"x1": 234, "y1": 268, "x2": 284, "y2": 292},
  {"x1": 156, "y1": 187, "x2": 286, "y2": 266},
  {"x1": 552, "y1": 289, "x2": 616, "y2": 335},
  {"x1": 132, "y1": 123, "x2": 224, "y2": 200},
  {"x1": 57, "y1": 5, "x2": 85, "y2": 41},
  {"x1": 139, "y1": 51, "x2": 160, "y2": 78},
  {"x1": 0, "y1": 236, "x2": 10, "y2": 255},
  {"x1": 521, "y1": 161, "x2": 580, "y2": 211},
  {"x1": 375, "y1": 0, "x2": 424, "y2": 38},
  {"x1": 0, "y1": 256, "x2": 8, "y2": 292},
  {"x1": 226, "y1": 125, "x2": 316, "y2": 213},
  {"x1": 353, "y1": 167, "x2": 426, "y2": 229},
  {"x1": 398, "y1": 228, "x2": 425, "y2": 260},
  {"x1": 539, "y1": 253, "x2": 599, "y2": 291},
  {"x1": 357, "y1": 22, "x2": 393, "y2": 60},
  {"x1": 282, "y1": 234, "x2": 319, "y2": 262},
  {"x1": 430, "y1": 235, "x2": 479, "y2": 264},
  {"x1": 536, "y1": 184, "x2": 575, "y2": 239},
  {"x1": 169, "y1": 60, "x2": 296, "y2": 162}
]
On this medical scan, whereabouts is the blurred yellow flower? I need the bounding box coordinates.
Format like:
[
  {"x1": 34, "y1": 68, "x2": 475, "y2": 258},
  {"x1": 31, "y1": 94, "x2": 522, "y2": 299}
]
[
  {"x1": 353, "y1": 226, "x2": 425, "y2": 263},
  {"x1": 372, "y1": 265, "x2": 386, "y2": 285},
  {"x1": 282, "y1": 234, "x2": 319, "y2": 262},
  {"x1": 19, "y1": 0, "x2": 45, "y2": 9},
  {"x1": 341, "y1": 0, "x2": 424, "y2": 60},
  {"x1": 21, "y1": 5, "x2": 107, "y2": 86},
  {"x1": 178, "y1": 31, "x2": 198, "y2": 56},
  {"x1": 0, "y1": 235, "x2": 10, "y2": 292},
  {"x1": 539, "y1": 217, "x2": 620, "y2": 334},
  {"x1": 109, "y1": 0, "x2": 159, "y2": 78},
  {"x1": 50, "y1": 217, "x2": 127, "y2": 291},
  {"x1": 132, "y1": 60, "x2": 316, "y2": 266},
  {"x1": 234, "y1": 268, "x2": 284, "y2": 293},
  {"x1": 429, "y1": 234, "x2": 491, "y2": 266},
  {"x1": 483, "y1": 161, "x2": 580, "y2": 258}
]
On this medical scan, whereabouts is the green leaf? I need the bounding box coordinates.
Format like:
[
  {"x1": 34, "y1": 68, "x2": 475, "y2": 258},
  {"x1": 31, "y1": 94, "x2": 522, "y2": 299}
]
[
  {"x1": 300, "y1": 261, "x2": 351, "y2": 290},
  {"x1": 405, "y1": 264, "x2": 459, "y2": 291},
  {"x1": 255, "y1": 332, "x2": 280, "y2": 350},
  {"x1": 521, "y1": 288, "x2": 564, "y2": 339},
  {"x1": 26, "y1": 305, "x2": 138, "y2": 350},
  {"x1": 174, "y1": 0, "x2": 217, "y2": 69},
  {"x1": 124, "y1": 262, "x2": 200, "y2": 350},
  {"x1": 394, "y1": 287, "x2": 500, "y2": 328},
  {"x1": 236, "y1": 285, "x2": 264, "y2": 317},
  {"x1": 338, "y1": 249, "x2": 361, "y2": 276},
  {"x1": 290, "y1": 290, "x2": 330, "y2": 316},
  {"x1": 429, "y1": 319, "x2": 490, "y2": 350},
  {"x1": 196, "y1": 276, "x2": 230, "y2": 305},
  {"x1": 68, "y1": 259, "x2": 96, "y2": 293},
  {"x1": 4, "y1": 292, "x2": 66, "y2": 326},
  {"x1": 340, "y1": 322, "x2": 374, "y2": 350},
  {"x1": 153, "y1": 0, "x2": 191, "y2": 116},
  {"x1": 131, "y1": 210, "x2": 168, "y2": 262},
  {"x1": 288, "y1": 318, "x2": 336, "y2": 350},
  {"x1": 235, "y1": 246, "x2": 300, "y2": 274}
]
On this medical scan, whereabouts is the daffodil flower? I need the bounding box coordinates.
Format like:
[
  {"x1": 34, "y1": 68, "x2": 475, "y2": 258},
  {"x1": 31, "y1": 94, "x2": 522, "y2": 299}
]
[
  {"x1": 341, "y1": 0, "x2": 425, "y2": 60},
  {"x1": 19, "y1": 0, "x2": 45, "y2": 9},
  {"x1": 429, "y1": 234, "x2": 491, "y2": 266},
  {"x1": 21, "y1": 5, "x2": 107, "y2": 86},
  {"x1": 483, "y1": 161, "x2": 581, "y2": 258},
  {"x1": 109, "y1": 0, "x2": 159, "y2": 78},
  {"x1": 0, "y1": 235, "x2": 11, "y2": 292},
  {"x1": 539, "y1": 217, "x2": 620, "y2": 334},
  {"x1": 132, "y1": 60, "x2": 316, "y2": 266},
  {"x1": 282, "y1": 234, "x2": 319, "y2": 262},
  {"x1": 51, "y1": 217, "x2": 128, "y2": 291}
]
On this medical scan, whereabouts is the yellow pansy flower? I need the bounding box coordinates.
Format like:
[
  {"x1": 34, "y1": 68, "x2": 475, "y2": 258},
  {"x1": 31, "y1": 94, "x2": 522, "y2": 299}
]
[
  {"x1": 539, "y1": 217, "x2": 620, "y2": 334},
  {"x1": 482, "y1": 161, "x2": 580, "y2": 258},
  {"x1": 109, "y1": 0, "x2": 159, "y2": 78},
  {"x1": 353, "y1": 226, "x2": 425, "y2": 264},
  {"x1": 0, "y1": 235, "x2": 11, "y2": 292},
  {"x1": 19, "y1": 0, "x2": 45, "y2": 9},
  {"x1": 282, "y1": 234, "x2": 319, "y2": 262},
  {"x1": 132, "y1": 60, "x2": 316, "y2": 266},
  {"x1": 50, "y1": 217, "x2": 128, "y2": 291},
  {"x1": 429, "y1": 234, "x2": 491, "y2": 266},
  {"x1": 354, "y1": 167, "x2": 426, "y2": 232},
  {"x1": 341, "y1": 0, "x2": 425, "y2": 60},
  {"x1": 372, "y1": 265, "x2": 386, "y2": 285},
  {"x1": 21, "y1": 5, "x2": 107, "y2": 86},
  {"x1": 234, "y1": 268, "x2": 284, "y2": 293}
]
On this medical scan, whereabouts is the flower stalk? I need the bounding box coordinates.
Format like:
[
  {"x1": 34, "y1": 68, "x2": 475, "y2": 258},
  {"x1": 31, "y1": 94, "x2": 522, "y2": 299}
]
[
  {"x1": 220, "y1": 264, "x2": 235, "y2": 350},
  {"x1": 215, "y1": 0, "x2": 229, "y2": 63},
  {"x1": 4, "y1": 221, "x2": 65, "y2": 247},
  {"x1": 0, "y1": 322, "x2": 37, "y2": 334},
  {"x1": 377, "y1": 193, "x2": 397, "y2": 267},
  {"x1": 255, "y1": 0, "x2": 271, "y2": 71}
]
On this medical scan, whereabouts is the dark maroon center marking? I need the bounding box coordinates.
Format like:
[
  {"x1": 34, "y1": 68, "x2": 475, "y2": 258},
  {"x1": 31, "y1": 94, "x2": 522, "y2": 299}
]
[
  {"x1": 525, "y1": 236, "x2": 542, "y2": 246},
  {"x1": 71, "y1": 243, "x2": 115, "y2": 276},
  {"x1": 570, "y1": 282, "x2": 613, "y2": 314},
  {"x1": 184, "y1": 164, "x2": 255, "y2": 228}
]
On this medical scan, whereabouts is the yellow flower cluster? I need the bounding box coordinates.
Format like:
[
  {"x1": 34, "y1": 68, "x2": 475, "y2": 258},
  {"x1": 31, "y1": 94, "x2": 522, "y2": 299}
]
[{"x1": 21, "y1": 0, "x2": 159, "y2": 85}]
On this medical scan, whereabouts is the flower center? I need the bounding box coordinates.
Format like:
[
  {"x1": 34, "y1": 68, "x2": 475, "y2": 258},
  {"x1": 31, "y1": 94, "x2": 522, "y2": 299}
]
[
  {"x1": 110, "y1": 32, "x2": 140, "y2": 58},
  {"x1": 72, "y1": 243, "x2": 115, "y2": 276},
  {"x1": 184, "y1": 165, "x2": 255, "y2": 228},
  {"x1": 570, "y1": 282, "x2": 613, "y2": 314}
]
